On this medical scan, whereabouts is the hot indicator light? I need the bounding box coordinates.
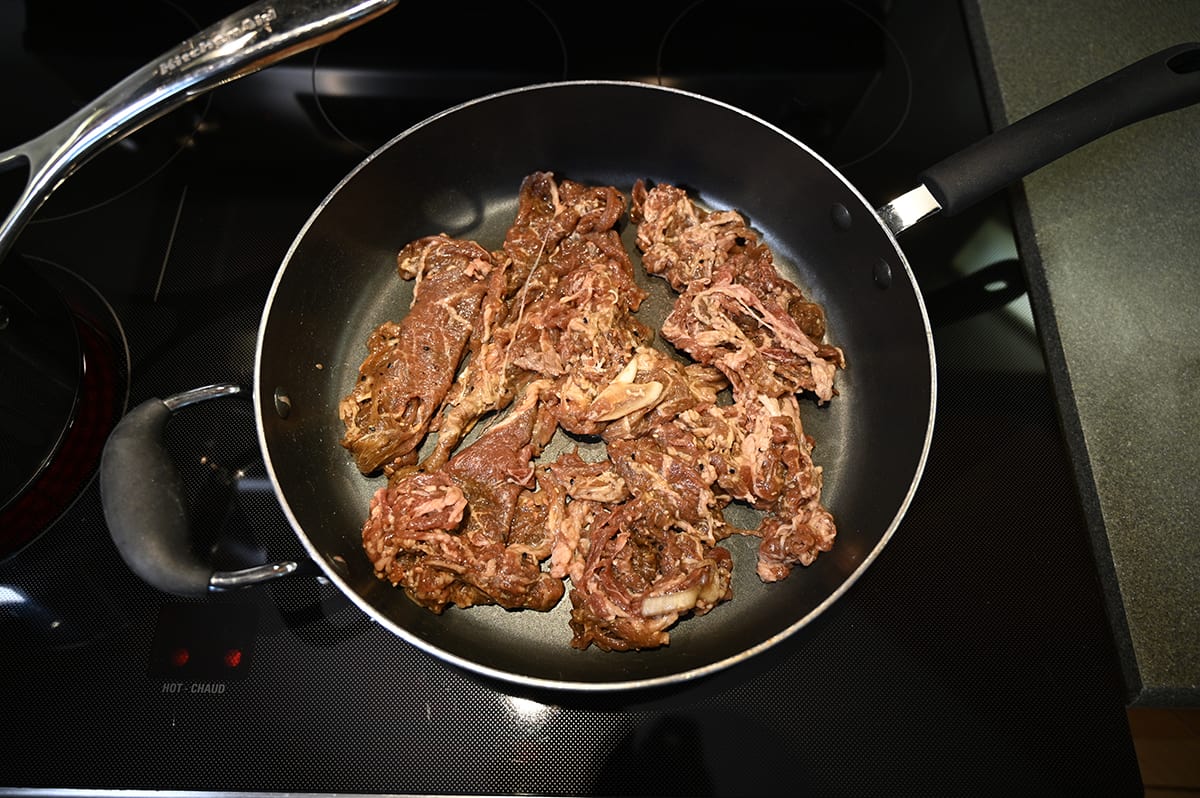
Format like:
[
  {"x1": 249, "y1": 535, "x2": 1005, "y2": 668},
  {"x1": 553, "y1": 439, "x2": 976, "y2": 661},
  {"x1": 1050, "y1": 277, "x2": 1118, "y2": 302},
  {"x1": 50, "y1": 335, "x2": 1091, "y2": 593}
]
[{"x1": 149, "y1": 604, "x2": 256, "y2": 680}]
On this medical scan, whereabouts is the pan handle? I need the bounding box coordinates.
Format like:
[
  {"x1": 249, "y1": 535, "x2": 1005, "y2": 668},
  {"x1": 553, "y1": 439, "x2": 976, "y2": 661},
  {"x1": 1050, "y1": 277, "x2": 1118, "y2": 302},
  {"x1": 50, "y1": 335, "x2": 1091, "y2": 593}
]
[
  {"x1": 0, "y1": 0, "x2": 398, "y2": 264},
  {"x1": 881, "y1": 42, "x2": 1200, "y2": 233},
  {"x1": 99, "y1": 384, "x2": 302, "y2": 596}
]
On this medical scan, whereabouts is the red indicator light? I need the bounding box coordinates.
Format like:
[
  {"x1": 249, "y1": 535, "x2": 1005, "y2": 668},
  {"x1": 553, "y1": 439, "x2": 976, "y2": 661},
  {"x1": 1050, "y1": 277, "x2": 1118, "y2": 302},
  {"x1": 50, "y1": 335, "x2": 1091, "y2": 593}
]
[
  {"x1": 223, "y1": 648, "x2": 243, "y2": 669},
  {"x1": 170, "y1": 647, "x2": 190, "y2": 668}
]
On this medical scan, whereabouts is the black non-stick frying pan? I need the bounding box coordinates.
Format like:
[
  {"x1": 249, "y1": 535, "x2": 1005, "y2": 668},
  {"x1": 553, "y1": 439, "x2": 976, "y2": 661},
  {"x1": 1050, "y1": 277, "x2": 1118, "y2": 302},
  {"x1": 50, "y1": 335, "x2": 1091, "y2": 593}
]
[
  {"x1": 70, "y1": 3, "x2": 1200, "y2": 690},
  {"x1": 254, "y1": 80, "x2": 939, "y2": 689}
]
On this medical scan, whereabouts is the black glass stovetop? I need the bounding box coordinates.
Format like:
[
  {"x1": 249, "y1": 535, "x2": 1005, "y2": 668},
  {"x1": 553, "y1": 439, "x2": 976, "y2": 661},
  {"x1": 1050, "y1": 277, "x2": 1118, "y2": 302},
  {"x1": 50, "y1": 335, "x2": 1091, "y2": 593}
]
[{"x1": 0, "y1": 1, "x2": 1141, "y2": 795}]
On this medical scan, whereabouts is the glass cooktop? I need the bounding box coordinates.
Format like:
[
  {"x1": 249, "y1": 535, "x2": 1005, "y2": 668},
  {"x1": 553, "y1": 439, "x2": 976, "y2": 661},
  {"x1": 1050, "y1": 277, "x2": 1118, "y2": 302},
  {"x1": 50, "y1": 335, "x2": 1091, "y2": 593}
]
[{"x1": 0, "y1": 1, "x2": 1141, "y2": 794}]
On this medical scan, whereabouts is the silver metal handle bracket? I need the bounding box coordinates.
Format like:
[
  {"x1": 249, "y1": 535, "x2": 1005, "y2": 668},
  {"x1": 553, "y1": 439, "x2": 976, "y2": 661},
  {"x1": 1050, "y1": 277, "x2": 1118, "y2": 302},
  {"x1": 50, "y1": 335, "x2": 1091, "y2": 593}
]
[
  {"x1": 158, "y1": 383, "x2": 299, "y2": 592},
  {"x1": 877, "y1": 184, "x2": 942, "y2": 236}
]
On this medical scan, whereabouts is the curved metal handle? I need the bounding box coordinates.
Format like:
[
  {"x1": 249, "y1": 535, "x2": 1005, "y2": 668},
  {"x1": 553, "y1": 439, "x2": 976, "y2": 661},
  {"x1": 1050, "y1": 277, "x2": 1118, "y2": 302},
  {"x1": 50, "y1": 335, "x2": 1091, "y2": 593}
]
[
  {"x1": 99, "y1": 383, "x2": 300, "y2": 596},
  {"x1": 0, "y1": 0, "x2": 397, "y2": 263}
]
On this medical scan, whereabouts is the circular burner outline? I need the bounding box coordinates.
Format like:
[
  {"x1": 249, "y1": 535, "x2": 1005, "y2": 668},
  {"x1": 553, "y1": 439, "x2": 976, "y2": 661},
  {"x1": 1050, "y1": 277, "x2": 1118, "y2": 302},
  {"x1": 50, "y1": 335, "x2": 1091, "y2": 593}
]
[
  {"x1": 0, "y1": 256, "x2": 131, "y2": 559},
  {"x1": 654, "y1": 0, "x2": 912, "y2": 168},
  {"x1": 23, "y1": 0, "x2": 211, "y2": 225},
  {"x1": 307, "y1": 0, "x2": 570, "y2": 155}
]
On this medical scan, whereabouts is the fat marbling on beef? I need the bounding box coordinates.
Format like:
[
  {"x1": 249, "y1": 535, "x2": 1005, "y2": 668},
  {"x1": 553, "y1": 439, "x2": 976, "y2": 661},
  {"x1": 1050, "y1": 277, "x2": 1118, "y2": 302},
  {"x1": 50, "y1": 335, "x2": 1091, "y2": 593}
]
[
  {"x1": 344, "y1": 172, "x2": 843, "y2": 650},
  {"x1": 339, "y1": 236, "x2": 494, "y2": 473},
  {"x1": 633, "y1": 179, "x2": 843, "y2": 581}
]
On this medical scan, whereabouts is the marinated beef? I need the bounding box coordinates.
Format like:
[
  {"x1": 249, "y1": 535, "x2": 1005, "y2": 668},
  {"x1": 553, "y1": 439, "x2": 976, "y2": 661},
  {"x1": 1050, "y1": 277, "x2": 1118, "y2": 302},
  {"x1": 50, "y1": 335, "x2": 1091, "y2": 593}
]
[
  {"x1": 633, "y1": 179, "x2": 844, "y2": 404},
  {"x1": 422, "y1": 172, "x2": 648, "y2": 468},
  {"x1": 345, "y1": 172, "x2": 843, "y2": 651},
  {"x1": 632, "y1": 180, "x2": 841, "y2": 581},
  {"x1": 363, "y1": 385, "x2": 564, "y2": 612},
  {"x1": 663, "y1": 271, "x2": 844, "y2": 403},
  {"x1": 339, "y1": 235, "x2": 494, "y2": 473},
  {"x1": 567, "y1": 498, "x2": 733, "y2": 651},
  {"x1": 677, "y1": 394, "x2": 836, "y2": 581},
  {"x1": 630, "y1": 179, "x2": 757, "y2": 292}
]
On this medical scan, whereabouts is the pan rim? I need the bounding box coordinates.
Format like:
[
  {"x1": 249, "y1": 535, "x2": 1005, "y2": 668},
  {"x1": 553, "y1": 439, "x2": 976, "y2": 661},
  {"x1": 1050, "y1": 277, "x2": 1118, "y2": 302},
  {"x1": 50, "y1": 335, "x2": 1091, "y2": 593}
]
[{"x1": 254, "y1": 79, "x2": 937, "y2": 691}]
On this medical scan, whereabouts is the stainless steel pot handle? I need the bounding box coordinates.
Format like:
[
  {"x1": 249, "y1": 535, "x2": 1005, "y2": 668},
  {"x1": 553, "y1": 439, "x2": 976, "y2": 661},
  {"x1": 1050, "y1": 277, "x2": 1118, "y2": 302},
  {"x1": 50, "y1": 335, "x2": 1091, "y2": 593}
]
[
  {"x1": 100, "y1": 383, "x2": 302, "y2": 595},
  {"x1": 0, "y1": 0, "x2": 397, "y2": 263}
]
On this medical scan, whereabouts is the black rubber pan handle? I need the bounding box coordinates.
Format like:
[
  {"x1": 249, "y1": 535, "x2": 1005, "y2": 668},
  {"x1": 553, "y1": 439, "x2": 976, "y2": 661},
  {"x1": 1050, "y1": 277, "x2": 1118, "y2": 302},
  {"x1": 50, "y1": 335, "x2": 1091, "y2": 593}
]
[
  {"x1": 919, "y1": 42, "x2": 1200, "y2": 216},
  {"x1": 99, "y1": 384, "x2": 299, "y2": 596}
]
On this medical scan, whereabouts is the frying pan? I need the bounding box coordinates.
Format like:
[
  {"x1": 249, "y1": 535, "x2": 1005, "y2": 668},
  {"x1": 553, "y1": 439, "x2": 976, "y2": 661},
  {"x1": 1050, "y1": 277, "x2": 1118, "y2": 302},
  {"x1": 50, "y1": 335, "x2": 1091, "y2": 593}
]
[{"x1": 84, "y1": 3, "x2": 1200, "y2": 689}]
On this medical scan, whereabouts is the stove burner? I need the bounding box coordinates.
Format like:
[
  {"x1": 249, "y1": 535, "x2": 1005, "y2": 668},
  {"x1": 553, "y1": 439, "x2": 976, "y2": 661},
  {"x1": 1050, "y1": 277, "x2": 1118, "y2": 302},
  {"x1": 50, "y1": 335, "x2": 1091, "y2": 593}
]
[
  {"x1": 655, "y1": 0, "x2": 911, "y2": 168},
  {"x1": 0, "y1": 259, "x2": 130, "y2": 557},
  {"x1": 10, "y1": 0, "x2": 207, "y2": 225},
  {"x1": 305, "y1": 0, "x2": 568, "y2": 155}
]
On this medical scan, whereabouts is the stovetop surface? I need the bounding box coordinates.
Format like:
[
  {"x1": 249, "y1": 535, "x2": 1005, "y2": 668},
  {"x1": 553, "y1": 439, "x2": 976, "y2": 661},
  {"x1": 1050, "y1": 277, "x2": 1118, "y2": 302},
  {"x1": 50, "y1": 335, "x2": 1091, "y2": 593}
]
[{"x1": 0, "y1": 1, "x2": 1140, "y2": 794}]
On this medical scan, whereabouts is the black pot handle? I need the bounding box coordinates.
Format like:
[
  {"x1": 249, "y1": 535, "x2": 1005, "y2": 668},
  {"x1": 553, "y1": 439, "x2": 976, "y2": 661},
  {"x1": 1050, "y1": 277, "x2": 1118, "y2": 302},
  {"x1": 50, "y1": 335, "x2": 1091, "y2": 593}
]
[
  {"x1": 99, "y1": 383, "x2": 299, "y2": 596},
  {"x1": 882, "y1": 42, "x2": 1200, "y2": 232}
]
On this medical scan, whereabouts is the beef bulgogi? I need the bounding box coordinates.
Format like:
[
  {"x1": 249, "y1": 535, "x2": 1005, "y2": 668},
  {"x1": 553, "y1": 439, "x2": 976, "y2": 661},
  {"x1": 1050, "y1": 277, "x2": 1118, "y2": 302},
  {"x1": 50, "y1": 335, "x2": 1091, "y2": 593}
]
[{"x1": 343, "y1": 173, "x2": 844, "y2": 650}]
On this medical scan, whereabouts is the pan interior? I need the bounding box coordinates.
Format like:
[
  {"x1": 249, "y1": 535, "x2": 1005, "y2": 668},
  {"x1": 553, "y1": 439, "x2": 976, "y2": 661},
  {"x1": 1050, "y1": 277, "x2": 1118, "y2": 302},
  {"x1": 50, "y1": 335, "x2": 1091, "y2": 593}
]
[{"x1": 257, "y1": 82, "x2": 933, "y2": 688}]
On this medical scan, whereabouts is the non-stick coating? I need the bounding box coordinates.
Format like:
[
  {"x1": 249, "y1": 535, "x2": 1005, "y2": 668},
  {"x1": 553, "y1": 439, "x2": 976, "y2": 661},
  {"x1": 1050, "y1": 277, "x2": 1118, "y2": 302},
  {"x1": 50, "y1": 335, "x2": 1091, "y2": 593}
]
[{"x1": 255, "y1": 81, "x2": 935, "y2": 690}]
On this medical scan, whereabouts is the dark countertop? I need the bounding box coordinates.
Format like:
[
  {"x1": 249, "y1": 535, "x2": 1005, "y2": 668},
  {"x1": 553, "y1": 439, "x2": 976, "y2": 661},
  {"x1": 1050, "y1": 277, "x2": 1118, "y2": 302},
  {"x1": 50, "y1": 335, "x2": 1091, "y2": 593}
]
[{"x1": 964, "y1": 0, "x2": 1200, "y2": 705}]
